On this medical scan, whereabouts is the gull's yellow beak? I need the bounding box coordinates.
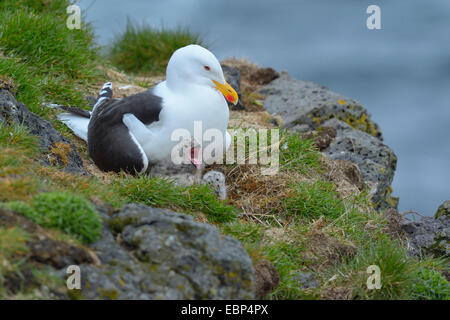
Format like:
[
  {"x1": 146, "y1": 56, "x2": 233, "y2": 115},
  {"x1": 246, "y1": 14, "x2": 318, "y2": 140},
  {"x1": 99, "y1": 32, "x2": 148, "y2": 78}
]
[{"x1": 212, "y1": 80, "x2": 239, "y2": 105}]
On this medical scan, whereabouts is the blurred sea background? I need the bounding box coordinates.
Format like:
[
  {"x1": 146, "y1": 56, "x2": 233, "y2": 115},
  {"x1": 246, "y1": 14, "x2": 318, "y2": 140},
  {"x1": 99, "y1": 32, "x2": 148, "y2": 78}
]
[{"x1": 77, "y1": 0, "x2": 450, "y2": 216}]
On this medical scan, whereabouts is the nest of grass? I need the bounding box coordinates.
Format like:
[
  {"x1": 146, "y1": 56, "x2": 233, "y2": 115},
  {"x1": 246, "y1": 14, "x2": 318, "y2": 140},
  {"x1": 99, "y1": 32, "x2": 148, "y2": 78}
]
[
  {"x1": 229, "y1": 110, "x2": 281, "y2": 129},
  {"x1": 320, "y1": 157, "x2": 363, "y2": 199},
  {"x1": 209, "y1": 162, "x2": 311, "y2": 226}
]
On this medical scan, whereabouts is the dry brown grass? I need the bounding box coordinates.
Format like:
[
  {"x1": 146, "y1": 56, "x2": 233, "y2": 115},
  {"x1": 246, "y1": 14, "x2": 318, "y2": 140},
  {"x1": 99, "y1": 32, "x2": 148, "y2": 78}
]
[
  {"x1": 209, "y1": 161, "x2": 312, "y2": 227},
  {"x1": 229, "y1": 110, "x2": 280, "y2": 129},
  {"x1": 320, "y1": 286, "x2": 352, "y2": 300},
  {"x1": 0, "y1": 176, "x2": 39, "y2": 202},
  {"x1": 36, "y1": 166, "x2": 92, "y2": 192},
  {"x1": 302, "y1": 229, "x2": 358, "y2": 270},
  {"x1": 320, "y1": 157, "x2": 363, "y2": 198},
  {"x1": 0, "y1": 146, "x2": 39, "y2": 202},
  {"x1": 89, "y1": 66, "x2": 162, "y2": 99},
  {"x1": 0, "y1": 74, "x2": 16, "y2": 93},
  {"x1": 47, "y1": 141, "x2": 71, "y2": 166}
]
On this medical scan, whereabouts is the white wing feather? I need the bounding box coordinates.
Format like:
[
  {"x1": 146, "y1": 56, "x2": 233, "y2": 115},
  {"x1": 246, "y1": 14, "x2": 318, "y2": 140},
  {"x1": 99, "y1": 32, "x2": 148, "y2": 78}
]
[{"x1": 57, "y1": 113, "x2": 90, "y2": 142}]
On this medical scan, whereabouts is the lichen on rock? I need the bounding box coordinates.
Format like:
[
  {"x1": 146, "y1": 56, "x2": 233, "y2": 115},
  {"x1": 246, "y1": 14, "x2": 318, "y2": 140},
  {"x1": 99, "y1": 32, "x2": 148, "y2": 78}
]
[
  {"x1": 255, "y1": 70, "x2": 398, "y2": 209},
  {"x1": 322, "y1": 119, "x2": 397, "y2": 210},
  {"x1": 402, "y1": 214, "x2": 449, "y2": 258},
  {"x1": 77, "y1": 204, "x2": 254, "y2": 300},
  {"x1": 259, "y1": 72, "x2": 383, "y2": 139}
]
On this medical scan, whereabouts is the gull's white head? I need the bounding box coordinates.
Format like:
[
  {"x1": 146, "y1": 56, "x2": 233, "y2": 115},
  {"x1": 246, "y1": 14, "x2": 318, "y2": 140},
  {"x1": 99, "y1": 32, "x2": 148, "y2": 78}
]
[{"x1": 166, "y1": 44, "x2": 238, "y2": 105}]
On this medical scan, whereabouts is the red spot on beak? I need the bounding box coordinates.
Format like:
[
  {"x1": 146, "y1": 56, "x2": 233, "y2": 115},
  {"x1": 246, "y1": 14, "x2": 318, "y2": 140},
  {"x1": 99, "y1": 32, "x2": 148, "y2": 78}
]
[{"x1": 226, "y1": 94, "x2": 235, "y2": 103}]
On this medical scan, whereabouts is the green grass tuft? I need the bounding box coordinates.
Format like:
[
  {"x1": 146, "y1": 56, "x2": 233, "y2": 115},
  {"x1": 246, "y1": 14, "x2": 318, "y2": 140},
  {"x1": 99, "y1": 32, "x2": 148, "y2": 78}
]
[
  {"x1": 114, "y1": 174, "x2": 237, "y2": 223},
  {"x1": 7, "y1": 192, "x2": 102, "y2": 244},
  {"x1": 284, "y1": 180, "x2": 345, "y2": 219},
  {"x1": 279, "y1": 130, "x2": 322, "y2": 174},
  {"x1": 412, "y1": 267, "x2": 450, "y2": 300},
  {"x1": 0, "y1": 124, "x2": 40, "y2": 157},
  {"x1": 0, "y1": 227, "x2": 30, "y2": 274},
  {"x1": 264, "y1": 240, "x2": 318, "y2": 300},
  {"x1": 109, "y1": 20, "x2": 205, "y2": 75},
  {"x1": 0, "y1": 226, "x2": 30, "y2": 297},
  {"x1": 0, "y1": 0, "x2": 101, "y2": 115},
  {"x1": 330, "y1": 236, "x2": 416, "y2": 299}
]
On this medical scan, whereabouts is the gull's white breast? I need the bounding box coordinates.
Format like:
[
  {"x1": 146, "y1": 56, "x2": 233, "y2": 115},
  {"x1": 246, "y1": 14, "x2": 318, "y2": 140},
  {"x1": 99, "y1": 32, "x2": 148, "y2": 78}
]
[{"x1": 141, "y1": 81, "x2": 229, "y2": 163}]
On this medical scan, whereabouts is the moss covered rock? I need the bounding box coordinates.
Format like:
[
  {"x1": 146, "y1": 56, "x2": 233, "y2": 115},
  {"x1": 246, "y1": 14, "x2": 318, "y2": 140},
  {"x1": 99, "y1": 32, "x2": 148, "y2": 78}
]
[
  {"x1": 435, "y1": 200, "x2": 450, "y2": 218},
  {"x1": 402, "y1": 215, "x2": 449, "y2": 258},
  {"x1": 0, "y1": 89, "x2": 85, "y2": 174},
  {"x1": 78, "y1": 204, "x2": 254, "y2": 300},
  {"x1": 258, "y1": 72, "x2": 398, "y2": 209},
  {"x1": 322, "y1": 119, "x2": 398, "y2": 210}
]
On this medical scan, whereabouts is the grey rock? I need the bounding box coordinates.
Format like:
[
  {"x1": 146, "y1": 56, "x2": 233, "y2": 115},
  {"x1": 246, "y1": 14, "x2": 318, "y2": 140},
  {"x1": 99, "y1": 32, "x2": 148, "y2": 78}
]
[
  {"x1": 258, "y1": 72, "x2": 398, "y2": 209},
  {"x1": 222, "y1": 64, "x2": 245, "y2": 111},
  {"x1": 259, "y1": 72, "x2": 383, "y2": 140},
  {"x1": 78, "y1": 204, "x2": 254, "y2": 299},
  {"x1": 435, "y1": 200, "x2": 450, "y2": 218},
  {"x1": 0, "y1": 89, "x2": 86, "y2": 174},
  {"x1": 322, "y1": 119, "x2": 397, "y2": 210},
  {"x1": 402, "y1": 215, "x2": 449, "y2": 258},
  {"x1": 290, "y1": 272, "x2": 319, "y2": 289}
]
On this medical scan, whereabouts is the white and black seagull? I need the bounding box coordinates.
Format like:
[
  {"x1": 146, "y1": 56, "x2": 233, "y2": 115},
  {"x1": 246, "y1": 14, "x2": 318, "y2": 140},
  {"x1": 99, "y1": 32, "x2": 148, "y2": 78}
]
[{"x1": 58, "y1": 45, "x2": 238, "y2": 174}]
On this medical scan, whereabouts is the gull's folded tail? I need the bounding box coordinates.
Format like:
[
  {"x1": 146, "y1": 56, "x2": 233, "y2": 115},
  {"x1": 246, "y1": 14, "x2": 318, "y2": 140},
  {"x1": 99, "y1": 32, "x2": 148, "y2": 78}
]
[{"x1": 93, "y1": 82, "x2": 113, "y2": 111}]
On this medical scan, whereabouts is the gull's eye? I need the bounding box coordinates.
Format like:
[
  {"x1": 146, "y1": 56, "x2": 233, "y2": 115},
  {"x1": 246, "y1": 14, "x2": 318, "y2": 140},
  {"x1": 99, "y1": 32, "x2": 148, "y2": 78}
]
[{"x1": 204, "y1": 65, "x2": 210, "y2": 71}]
